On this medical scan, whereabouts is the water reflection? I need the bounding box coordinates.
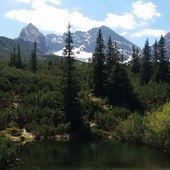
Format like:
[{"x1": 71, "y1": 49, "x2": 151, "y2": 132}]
[{"x1": 10, "y1": 141, "x2": 170, "y2": 170}]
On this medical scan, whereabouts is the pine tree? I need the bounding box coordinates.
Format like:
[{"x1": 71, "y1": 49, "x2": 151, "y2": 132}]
[
  {"x1": 105, "y1": 37, "x2": 118, "y2": 104},
  {"x1": 9, "y1": 46, "x2": 16, "y2": 67},
  {"x1": 92, "y1": 29, "x2": 106, "y2": 97},
  {"x1": 131, "y1": 45, "x2": 140, "y2": 74},
  {"x1": 30, "y1": 40, "x2": 37, "y2": 73},
  {"x1": 9, "y1": 53, "x2": 14, "y2": 67},
  {"x1": 105, "y1": 37, "x2": 117, "y2": 80},
  {"x1": 140, "y1": 38, "x2": 152, "y2": 84},
  {"x1": 16, "y1": 44, "x2": 23, "y2": 69},
  {"x1": 62, "y1": 24, "x2": 87, "y2": 135},
  {"x1": 106, "y1": 58, "x2": 140, "y2": 110},
  {"x1": 155, "y1": 35, "x2": 169, "y2": 82},
  {"x1": 153, "y1": 40, "x2": 159, "y2": 81}
]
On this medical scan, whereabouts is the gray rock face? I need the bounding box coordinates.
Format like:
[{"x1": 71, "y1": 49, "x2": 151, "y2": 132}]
[
  {"x1": 19, "y1": 23, "x2": 47, "y2": 54},
  {"x1": 164, "y1": 32, "x2": 170, "y2": 59},
  {"x1": 19, "y1": 23, "x2": 139, "y2": 59},
  {"x1": 46, "y1": 33, "x2": 64, "y2": 52},
  {"x1": 46, "y1": 25, "x2": 138, "y2": 59}
]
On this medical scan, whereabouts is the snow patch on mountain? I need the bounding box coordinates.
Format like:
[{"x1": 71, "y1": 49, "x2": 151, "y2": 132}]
[{"x1": 54, "y1": 47, "x2": 93, "y2": 63}]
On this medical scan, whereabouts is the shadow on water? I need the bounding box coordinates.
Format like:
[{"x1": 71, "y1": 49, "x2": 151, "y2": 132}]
[{"x1": 9, "y1": 140, "x2": 170, "y2": 170}]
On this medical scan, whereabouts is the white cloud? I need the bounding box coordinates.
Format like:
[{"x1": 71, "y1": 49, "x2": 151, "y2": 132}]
[
  {"x1": 47, "y1": 0, "x2": 61, "y2": 5},
  {"x1": 13, "y1": 0, "x2": 61, "y2": 4},
  {"x1": 132, "y1": 0, "x2": 161, "y2": 20},
  {"x1": 132, "y1": 29, "x2": 166, "y2": 37},
  {"x1": 13, "y1": 0, "x2": 32, "y2": 3},
  {"x1": 6, "y1": 0, "x2": 69, "y2": 34},
  {"x1": 70, "y1": 11, "x2": 102, "y2": 31},
  {"x1": 104, "y1": 13, "x2": 136, "y2": 30},
  {"x1": 6, "y1": 0, "x2": 164, "y2": 41},
  {"x1": 6, "y1": 0, "x2": 137, "y2": 34}
]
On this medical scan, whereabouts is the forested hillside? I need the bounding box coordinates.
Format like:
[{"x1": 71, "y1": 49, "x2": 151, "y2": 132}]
[{"x1": 0, "y1": 27, "x2": 170, "y2": 168}]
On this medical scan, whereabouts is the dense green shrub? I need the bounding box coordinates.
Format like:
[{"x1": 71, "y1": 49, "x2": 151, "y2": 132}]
[
  {"x1": 0, "y1": 59, "x2": 170, "y2": 153},
  {"x1": 56, "y1": 123, "x2": 71, "y2": 134},
  {"x1": 0, "y1": 110, "x2": 9, "y2": 130},
  {"x1": 116, "y1": 113, "x2": 144, "y2": 143},
  {"x1": 0, "y1": 137, "x2": 19, "y2": 168},
  {"x1": 135, "y1": 81, "x2": 170, "y2": 110},
  {"x1": 143, "y1": 102, "x2": 170, "y2": 152},
  {"x1": 91, "y1": 128, "x2": 108, "y2": 140}
]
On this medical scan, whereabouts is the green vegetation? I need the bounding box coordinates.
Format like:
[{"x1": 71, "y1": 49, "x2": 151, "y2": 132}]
[
  {"x1": 30, "y1": 41, "x2": 38, "y2": 73},
  {"x1": 0, "y1": 29, "x2": 170, "y2": 168},
  {"x1": 0, "y1": 136, "x2": 19, "y2": 168}
]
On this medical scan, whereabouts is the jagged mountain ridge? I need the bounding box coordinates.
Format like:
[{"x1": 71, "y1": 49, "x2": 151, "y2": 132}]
[
  {"x1": 46, "y1": 25, "x2": 137, "y2": 60},
  {"x1": 1, "y1": 23, "x2": 170, "y2": 61},
  {"x1": 19, "y1": 23, "x2": 47, "y2": 54},
  {"x1": 19, "y1": 23, "x2": 138, "y2": 60}
]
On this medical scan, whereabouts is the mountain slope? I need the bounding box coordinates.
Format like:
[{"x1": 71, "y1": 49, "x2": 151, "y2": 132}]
[
  {"x1": 19, "y1": 23, "x2": 47, "y2": 54},
  {"x1": 0, "y1": 36, "x2": 33, "y2": 59},
  {"x1": 164, "y1": 32, "x2": 170, "y2": 59},
  {"x1": 47, "y1": 25, "x2": 138, "y2": 60},
  {"x1": 0, "y1": 23, "x2": 139, "y2": 61}
]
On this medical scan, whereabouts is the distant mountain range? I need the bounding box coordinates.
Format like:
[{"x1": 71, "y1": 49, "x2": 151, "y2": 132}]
[
  {"x1": 17, "y1": 23, "x2": 138, "y2": 61},
  {"x1": 0, "y1": 23, "x2": 170, "y2": 61}
]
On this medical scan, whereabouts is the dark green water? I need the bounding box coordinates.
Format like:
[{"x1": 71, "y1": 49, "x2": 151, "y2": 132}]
[{"x1": 10, "y1": 141, "x2": 170, "y2": 170}]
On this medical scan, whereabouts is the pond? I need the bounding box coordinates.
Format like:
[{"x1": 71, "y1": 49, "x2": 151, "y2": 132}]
[{"x1": 10, "y1": 140, "x2": 170, "y2": 170}]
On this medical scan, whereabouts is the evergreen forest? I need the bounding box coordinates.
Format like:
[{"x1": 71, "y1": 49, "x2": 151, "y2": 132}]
[{"x1": 0, "y1": 26, "x2": 170, "y2": 168}]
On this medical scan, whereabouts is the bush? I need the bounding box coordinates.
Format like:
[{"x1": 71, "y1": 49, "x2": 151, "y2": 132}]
[
  {"x1": 0, "y1": 137, "x2": 19, "y2": 168},
  {"x1": 94, "y1": 111, "x2": 116, "y2": 132},
  {"x1": 56, "y1": 123, "x2": 71, "y2": 134},
  {"x1": 91, "y1": 128, "x2": 108, "y2": 140},
  {"x1": 116, "y1": 113, "x2": 144, "y2": 143},
  {"x1": 0, "y1": 110, "x2": 9, "y2": 130},
  {"x1": 143, "y1": 102, "x2": 170, "y2": 153},
  {"x1": 136, "y1": 81, "x2": 170, "y2": 110}
]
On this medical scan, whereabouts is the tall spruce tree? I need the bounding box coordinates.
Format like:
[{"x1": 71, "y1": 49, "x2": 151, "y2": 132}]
[
  {"x1": 92, "y1": 29, "x2": 106, "y2": 97},
  {"x1": 140, "y1": 38, "x2": 152, "y2": 84},
  {"x1": 131, "y1": 45, "x2": 140, "y2": 74},
  {"x1": 62, "y1": 24, "x2": 85, "y2": 134},
  {"x1": 155, "y1": 35, "x2": 169, "y2": 82},
  {"x1": 105, "y1": 37, "x2": 117, "y2": 103},
  {"x1": 16, "y1": 44, "x2": 22, "y2": 69},
  {"x1": 30, "y1": 40, "x2": 37, "y2": 73},
  {"x1": 107, "y1": 53, "x2": 140, "y2": 110},
  {"x1": 153, "y1": 40, "x2": 159, "y2": 81},
  {"x1": 105, "y1": 36, "x2": 117, "y2": 76},
  {"x1": 9, "y1": 46, "x2": 16, "y2": 67}
]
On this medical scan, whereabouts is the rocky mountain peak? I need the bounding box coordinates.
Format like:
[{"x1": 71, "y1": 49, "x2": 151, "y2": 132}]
[
  {"x1": 19, "y1": 23, "x2": 40, "y2": 41},
  {"x1": 18, "y1": 23, "x2": 139, "y2": 59},
  {"x1": 19, "y1": 23, "x2": 47, "y2": 53}
]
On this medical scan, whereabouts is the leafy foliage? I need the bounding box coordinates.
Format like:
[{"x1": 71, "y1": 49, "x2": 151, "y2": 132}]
[
  {"x1": 144, "y1": 102, "x2": 170, "y2": 152},
  {"x1": 0, "y1": 137, "x2": 19, "y2": 168}
]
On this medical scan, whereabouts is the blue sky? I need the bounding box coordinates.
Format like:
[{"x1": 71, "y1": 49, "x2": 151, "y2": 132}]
[{"x1": 0, "y1": 0, "x2": 170, "y2": 47}]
